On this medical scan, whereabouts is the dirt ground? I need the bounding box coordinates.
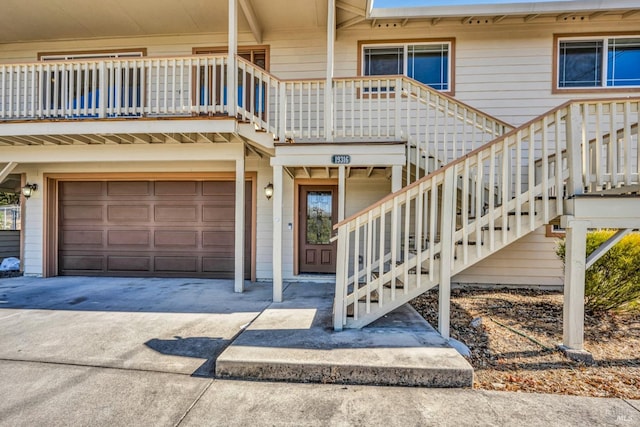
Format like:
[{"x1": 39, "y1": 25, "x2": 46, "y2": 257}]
[{"x1": 411, "y1": 288, "x2": 640, "y2": 399}]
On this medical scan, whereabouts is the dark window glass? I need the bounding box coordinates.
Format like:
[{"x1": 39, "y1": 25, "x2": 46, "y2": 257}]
[
  {"x1": 559, "y1": 40, "x2": 603, "y2": 87},
  {"x1": 364, "y1": 47, "x2": 403, "y2": 76}
]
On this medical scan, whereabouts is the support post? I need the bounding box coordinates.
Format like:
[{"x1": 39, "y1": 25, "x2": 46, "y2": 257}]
[
  {"x1": 227, "y1": 0, "x2": 238, "y2": 117},
  {"x1": 234, "y1": 156, "x2": 245, "y2": 293},
  {"x1": 438, "y1": 168, "x2": 456, "y2": 339},
  {"x1": 324, "y1": 0, "x2": 335, "y2": 142},
  {"x1": 338, "y1": 165, "x2": 346, "y2": 221},
  {"x1": 272, "y1": 164, "x2": 284, "y2": 302},
  {"x1": 391, "y1": 164, "x2": 403, "y2": 192},
  {"x1": 562, "y1": 219, "x2": 588, "y2": 351},
  {"x1": 333, "y1": 225, "x2": 347, "y2": 331}
]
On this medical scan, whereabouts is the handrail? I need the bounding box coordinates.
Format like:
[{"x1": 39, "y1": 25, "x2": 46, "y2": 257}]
[{"x1": 333, "y1": 97, "x2": 640, "y2": 331}]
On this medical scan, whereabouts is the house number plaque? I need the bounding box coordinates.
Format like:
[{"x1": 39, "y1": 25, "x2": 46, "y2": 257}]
[{"x1": 331, "y1": 155, "x2": 351, "y2": 165}]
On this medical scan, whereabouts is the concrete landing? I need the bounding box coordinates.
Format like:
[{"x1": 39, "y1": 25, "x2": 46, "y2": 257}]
[{"x1": 216, "y1": 283, "x2": 473, "y2": 387}]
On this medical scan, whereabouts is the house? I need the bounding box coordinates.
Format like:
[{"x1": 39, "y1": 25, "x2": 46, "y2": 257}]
[{"x1": 0, "y1": 0, "x2": 638, "y2": 357}]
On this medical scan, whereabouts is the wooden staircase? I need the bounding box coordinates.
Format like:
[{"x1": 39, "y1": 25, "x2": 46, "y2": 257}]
[{"x1": 333, "y1": 98, "x2": 640, "y2": 332}]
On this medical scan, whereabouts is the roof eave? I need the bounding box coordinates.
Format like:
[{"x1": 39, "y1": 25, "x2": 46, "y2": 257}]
[{"x1": 369, "y1": 0, "x2": 640, "y2": 19}]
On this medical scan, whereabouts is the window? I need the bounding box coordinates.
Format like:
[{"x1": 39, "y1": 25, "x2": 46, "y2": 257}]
[
  {"x1": 556, "y1": 35, "x2": 640, "y2": 90},
  {"x1": 193, "y1": 46, "x2": 269, "y2": 113},
  {"x1": 360, "y1": 40, "x2": 452, "y2": 92}
]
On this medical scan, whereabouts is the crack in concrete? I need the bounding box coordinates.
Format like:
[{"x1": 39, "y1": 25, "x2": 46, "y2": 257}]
[{"x1": 174, "y1": 379, "x2": 214, "y2": 427}]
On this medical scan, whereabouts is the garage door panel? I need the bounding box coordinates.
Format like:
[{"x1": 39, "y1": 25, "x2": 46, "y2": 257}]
[
  {"x1": 107, "y1": 181, "x2": 151, "y2": 196},
  {"x1": 62, "y1": 205, "x2": 104, "y2": 221},
  {"x1": 155, "y1": 181, "x2": 198, "y2": 196},
  {"x1": 60, "y1": 254, "x2": 104, "y2": 271},
  {"x1": 154, "y1": 256, "x2": 198, "y2": 272},
  {"x1": 154, "y1": 205, "x2": 198, "y2": 222},
  {"x1": 62, "y1": 230, "x2": 104, "y2": 246},
  {"x1": 108, "y1": 256, "x2": 151, "y2": 271},
  {"x1": 202, "y1": 205, "x2": 235, "y2": 222},
  {"x1": 60, "y1": 182, "x2": 104, "y2": 197},
  {"x1": 58, "y1": 180, "x2": 252, "y2": 278},
  {"x1": 108, "y1": 205, "x2": 151, "y2": 222},
  {"x1": 108, "y1": 230, "x2": 150, "y2": 246},
  {"x1": 202, "y1": 257, "x2": 235, "y2": 274},
  {"x1": 202, "y1": 231, "x2": 234, "y2": 248},
  {"x1": 202, "y1": 181, "x2": 235, "y2": 195},
  {"x1": 154, "y1": 231, "x2": 198, "y2": 247}
]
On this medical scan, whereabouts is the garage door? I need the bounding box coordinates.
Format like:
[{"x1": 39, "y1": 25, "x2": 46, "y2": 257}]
[{"x1": 58, "y1": 180, "x2": 252, "y2": 278}]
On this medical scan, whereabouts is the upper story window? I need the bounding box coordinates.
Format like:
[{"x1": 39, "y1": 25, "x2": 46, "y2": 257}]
[
  {"x1": 555, "y1": 35, "x2": 640, "y2": 91},
  {"x1": 360, "y1": 40, "x2": 453, "y2": 92}
]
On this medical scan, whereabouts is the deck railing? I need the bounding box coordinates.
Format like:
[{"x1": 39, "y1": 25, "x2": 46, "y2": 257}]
[
  {"x1": 333, "y1": 98, "x2": 640, "y2": 331},
  {"x1": 0, "y1": 55, "x2": 510, "y2": 180}
]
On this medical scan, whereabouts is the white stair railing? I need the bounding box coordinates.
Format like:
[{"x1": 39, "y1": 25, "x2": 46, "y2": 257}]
[{"x1": 334, "y1": 97, "x2": 640, "y2": 331}]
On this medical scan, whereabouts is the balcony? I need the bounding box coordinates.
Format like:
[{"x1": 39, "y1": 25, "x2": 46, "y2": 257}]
[{"x1": 0, "y1": 54, "x2": 508, "y2": 154}]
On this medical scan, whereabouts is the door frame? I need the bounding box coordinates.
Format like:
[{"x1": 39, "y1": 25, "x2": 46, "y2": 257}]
[
  {"x1": 43, "y1": 172, "x2": 257, "y2": 280},
  {"x1": 293, "y1": 178, "x2": 338, "y2": 275}
]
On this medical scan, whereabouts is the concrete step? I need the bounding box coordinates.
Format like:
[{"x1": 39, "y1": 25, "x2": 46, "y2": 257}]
[{"x1": 215, "y1": 283, "x2": 473, "y2": 388}]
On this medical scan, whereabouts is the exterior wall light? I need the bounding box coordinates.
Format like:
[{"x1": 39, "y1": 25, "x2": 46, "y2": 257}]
[
  {"x1": 264, "y1": 182, "x2": 274, "y2": 200},
  {"x1": 21, "y1": 183, "x2": 38, "y2": 199}
]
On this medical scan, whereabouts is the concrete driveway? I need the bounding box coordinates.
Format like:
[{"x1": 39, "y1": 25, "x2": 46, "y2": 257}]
[
  {"x1": 0, "y1": 276, "x2": 272, "y2": 376},
  {"x1": 0, "y1": 276, "x2": 639, "y2": 426}
]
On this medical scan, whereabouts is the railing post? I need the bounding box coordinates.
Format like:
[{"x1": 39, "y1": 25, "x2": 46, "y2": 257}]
[
  {"x1": 98, "y1": 61, "x2": 107, "y2": 118},
  {"x1": 395, "y1": 77, "x2": 402, "y2": 140},
  {"x1": 333, "y1": 225, "x2": 348, "y2": 331},
  {"x1": 566, "y1": 103, "x2": 584, "y2": 197},
  {"x1": 278, "y1": 83, "x2": 287, "y2": 143},
  {"x1": 227, "y1": 0, "x2": 238, "y2": 117},
  {"x1": 438, "y1": 167, "x2": 456, "y2": 340}
]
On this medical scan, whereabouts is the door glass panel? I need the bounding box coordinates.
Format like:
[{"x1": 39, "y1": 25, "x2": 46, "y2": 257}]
[{"x1": 306, "y1": 191, "x2": 332, "y2": 245}]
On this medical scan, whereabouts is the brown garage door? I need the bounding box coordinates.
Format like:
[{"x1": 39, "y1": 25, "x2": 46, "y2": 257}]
[{"x1": 58, "y1": 180, "x2": 251, "y2": 278}]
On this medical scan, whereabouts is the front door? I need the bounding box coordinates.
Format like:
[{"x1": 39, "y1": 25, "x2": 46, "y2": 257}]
[{"x1": 299, "y1": 185, "x2": 338, "y2": 274}]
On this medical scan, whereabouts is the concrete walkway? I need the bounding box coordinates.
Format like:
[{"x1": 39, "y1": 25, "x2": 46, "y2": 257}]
[{"x1": 0, "y1": 276, "x2": 638, "y2": 426}]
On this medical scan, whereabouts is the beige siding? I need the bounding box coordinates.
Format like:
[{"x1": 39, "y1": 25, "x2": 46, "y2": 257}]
[{"x1": 453, "y1": 228, "x2": 564, "y2": 286}]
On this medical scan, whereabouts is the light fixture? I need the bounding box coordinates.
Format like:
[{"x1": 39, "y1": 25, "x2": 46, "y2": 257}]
[
  {"x1": 264, "y1": 182, "x2": 274, "y2": 200},
  {"x1": 21, "y1": 183, "x2": 38, "y2": 199}
]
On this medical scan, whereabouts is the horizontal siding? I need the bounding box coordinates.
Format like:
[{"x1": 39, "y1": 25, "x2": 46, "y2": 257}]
[
  {"x1": 453, "y1": 227, "x2": 564, "y2": 287},
  {"x1": 0, "y1": 230, "x2": 20, "y2": 260}
]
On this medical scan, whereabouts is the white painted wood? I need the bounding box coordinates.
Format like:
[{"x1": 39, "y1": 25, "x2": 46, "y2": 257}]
[
  {"x1": 238, "y1": 0, "x2": 262, "y2": 44},
  {"x1": 325, "y1": 0, "x2": 335, "y2": 142},
  {"x1": 1, "y1": 143, "x2": 244, "y2": 163},
  {"x1": 0, "y1": 162, "x2": 17, "y2": 183},
  {"x1": 272, "y1": 164, "x2": 284, "y2": 302},
  {"x1": 338, "y1": 165, "x2": 346, "y2": 221},
  {"x1": 563, "y1": 219, "x2": 588, "y2": 350},
  {"x1": 227, "y1": 0, "x2": 237, "y2": 117},
  {"x1": 438, "y1": 167, "x2": 456, "y2": 339},
  {"x1": 235, "y1": 155, "x2": 245, "y2": 293},
  {"x1": 585, "y1": 229, "x2": 631, "y2": 269}
]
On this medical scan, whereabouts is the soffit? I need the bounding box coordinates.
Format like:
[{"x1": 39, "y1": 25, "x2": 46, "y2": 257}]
[{"x1": 0, "y1": 0, "x2": 327, "y2": 44}]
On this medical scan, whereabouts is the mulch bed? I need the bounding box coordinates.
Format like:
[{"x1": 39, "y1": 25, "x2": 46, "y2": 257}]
[{"x1": 411, "y1": 288, "x2": 640, "y2": 399}]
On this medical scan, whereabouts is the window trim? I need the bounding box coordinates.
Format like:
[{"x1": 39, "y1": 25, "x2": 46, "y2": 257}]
[
  {"x1": 553, "y1": 32, "x2": 640, "y2": 94},
  {"x1": 358, "y1": 38, "x2": 455, "y2": 96},
  {"x1": 192, "y1": 45, "x2": 270, "y2": 72},
  {"x1": 37, "y1": 48, "x2": 147, "y2": 61}
]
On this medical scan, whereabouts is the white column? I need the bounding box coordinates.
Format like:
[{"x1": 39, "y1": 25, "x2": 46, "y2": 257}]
[
  {"x1": 563, "y1": 219, "x2": 588, "y2": 350},
  {"x1": 338, "y1": 165, "x2": 346, "y2": 221},
  {"x1": 391, "y1": 165, "x2": 403, "y2": 192},
  {"x1": 324, "y1": 0, "x2": 335, "y2": 142},
  {"x1": 234, "y1": 156, "x2": 245, "y2": 293},
  {"x1": 227, "y1": 0, "x2": 238, "y2": 117},
  {"x1": 272, "y1": 164, "x2": 284, "y2": 302}
]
